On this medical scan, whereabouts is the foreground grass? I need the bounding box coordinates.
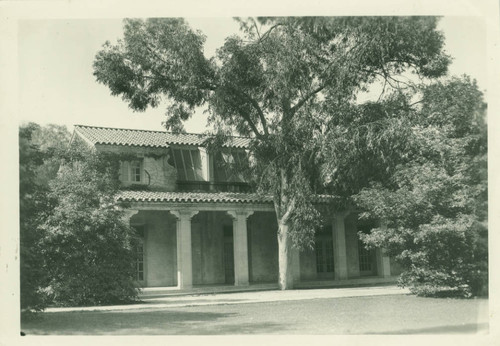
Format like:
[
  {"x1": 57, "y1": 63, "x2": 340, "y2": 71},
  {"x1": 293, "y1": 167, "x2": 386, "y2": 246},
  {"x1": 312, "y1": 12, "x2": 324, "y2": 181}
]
[{"x1": 21, "y1": 294, "x2": 488, "y2": 335}]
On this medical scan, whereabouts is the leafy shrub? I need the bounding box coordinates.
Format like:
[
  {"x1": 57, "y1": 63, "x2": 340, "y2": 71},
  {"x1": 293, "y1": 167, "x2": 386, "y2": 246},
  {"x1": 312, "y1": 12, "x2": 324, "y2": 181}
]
[
  {"x1": 350, "y1": 77, "x2": 487, "y2": 298},
  {"x1": 42, "y1": 149, "x2": 140, "y2": 306},
  {"x1": 19, "y1": 124, "x2": 54, "y2": 311}
]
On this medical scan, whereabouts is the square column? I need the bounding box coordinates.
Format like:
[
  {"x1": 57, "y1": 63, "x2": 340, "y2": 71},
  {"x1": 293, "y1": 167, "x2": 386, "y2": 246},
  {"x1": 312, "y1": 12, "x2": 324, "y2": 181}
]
[
  {"x1": 171, "y1": 210, "x2": 199, "y2": 289},
  {"x1": 227, "y1": 210, "x2": 253, "y2": 286},
  {"x1": 376, "y1": 249, "x2": 392, "y2": 277},
  {"x1": 333, "y1": 212, "x2": 349, "y2": 280},
  {"x1": 376, "y1": 221, "x2": 391, "y2": 277}
]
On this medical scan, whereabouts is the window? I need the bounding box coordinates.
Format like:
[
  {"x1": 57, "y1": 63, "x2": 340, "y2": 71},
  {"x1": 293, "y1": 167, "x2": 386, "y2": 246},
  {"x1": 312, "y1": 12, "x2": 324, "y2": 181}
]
[
  {"x1": 120, "y1": 160, "x2": 143, "y2": 183},
  {"x1": 214, "y1": 150, "x2": 248, "y2": 182},
  {"x1": 358, "y1": 239, "x2": 373, "y2": 271},
  {"x1": 315, "y1": 225, "x2": 334, "y2": 275},
  {"x1": 170, "y1": 148, "x2": 204, "y2": 181},
  {"x1": 130, "y1": 161, "x2": 142, "y2": 182},
  {"x1": 136, "y1": 241, "x2": 144, "y2": 281},
  {"x1": 357, "y1": 223, "x2": 377, "y2": 275},
  {"x1": 134, "y1": 226, "x2": 145, "y2": 282},
  {"x1": 315, "y1": 239, "x2": 334, "y2": 273}
]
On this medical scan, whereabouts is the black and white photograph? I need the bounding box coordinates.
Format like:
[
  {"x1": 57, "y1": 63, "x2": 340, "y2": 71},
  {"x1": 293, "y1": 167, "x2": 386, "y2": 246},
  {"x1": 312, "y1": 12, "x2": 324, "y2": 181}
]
[{"x1": 1, "y1": 0, "x2": 499, "y2": 343}]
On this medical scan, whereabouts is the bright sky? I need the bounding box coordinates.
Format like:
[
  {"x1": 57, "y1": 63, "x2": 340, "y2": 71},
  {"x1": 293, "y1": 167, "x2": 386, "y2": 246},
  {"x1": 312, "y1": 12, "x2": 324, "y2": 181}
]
[{"x1": 17, "y1": 16, "x2": 488, "y2": 134}]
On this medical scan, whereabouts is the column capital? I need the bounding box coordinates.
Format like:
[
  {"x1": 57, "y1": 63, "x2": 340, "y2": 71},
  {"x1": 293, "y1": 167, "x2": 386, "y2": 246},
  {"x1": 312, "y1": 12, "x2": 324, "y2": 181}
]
[
  {"x1": 170, "y1": 210, "x2": 199, "y2": 221},
  {"x1": 334, "y1": 210, "x2": 351, "y2": 219},
  {"x1": 227, "y1": 210, "x2": 254, "y2": 220},
  {"x1": 122, "y1": 209, "x2": 139, "y2": 221}
]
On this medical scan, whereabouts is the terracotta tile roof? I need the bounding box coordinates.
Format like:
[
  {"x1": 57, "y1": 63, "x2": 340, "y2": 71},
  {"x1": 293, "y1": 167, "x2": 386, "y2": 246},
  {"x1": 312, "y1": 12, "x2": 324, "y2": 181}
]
[
  {"x1": 117, "y1": 190, "x2": 336, "y2": 204},
  {"x1": 117, "y1": 190, "x2": 273, "y2": 203},
  {"x1": 74, "y1": 125, "x2": 251, "y2": 149}
]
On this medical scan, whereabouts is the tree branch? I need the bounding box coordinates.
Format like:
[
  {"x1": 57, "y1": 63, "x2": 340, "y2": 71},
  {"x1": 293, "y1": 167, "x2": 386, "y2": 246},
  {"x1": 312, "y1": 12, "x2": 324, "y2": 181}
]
[
  {"x1": 289, "y1": 84, "x2": 326, "y2": 116},
  {"x1": 238, "y1": 110, "x2": 263, "y2": 139},
  {"x1": 408, "y1": 99, "x2": 424, "y2": 108},
  {"x1": 377, "y1": 78, "x2": 388, "y2": 102},
  {"x1": 288, "y1": 34, "x2": 370, "y2": 116},
  {"x1": 258, "y1": 23, "x2": 284, "y2": 43},
  {"x1": 142, "y1": 38, "x2": 217, "y2": 92},
  {"x1": 237, "y1": 90, "x2": 269, "y2": 135},
  {"x1": 281, "y1": 196, "x2": 296, "y2": 223},
  {"x1": 142, "y1": 73, "x2": 182, "y2": 84},
  {"x1": 251, "y1": 18, "x2": 262, "y2": 40}
]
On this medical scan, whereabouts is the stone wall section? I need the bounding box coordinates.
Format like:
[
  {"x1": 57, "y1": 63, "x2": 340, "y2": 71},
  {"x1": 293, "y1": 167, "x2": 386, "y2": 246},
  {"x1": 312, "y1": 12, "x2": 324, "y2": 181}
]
[
  {"x1": 131, "y1": 210, "x2": 177, "y2": 287},
  {"x1": 95, "y1": 144, "x2": 177, "y2": 191},
  {"x1": 191, "y1": 212, "x2": 228, "y2": 285},
  {"x1": 247, "y1": 212, "x2": 279, "y2": 283}
]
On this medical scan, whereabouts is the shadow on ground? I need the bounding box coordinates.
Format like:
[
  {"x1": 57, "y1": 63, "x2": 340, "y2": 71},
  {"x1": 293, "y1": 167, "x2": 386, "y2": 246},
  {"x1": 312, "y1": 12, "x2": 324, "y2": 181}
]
[
  {"x1": 21, "y1": 309, "x2": 284, "y2": 335},
  {"x1": 21, "y1": 295, "x2": 488, "y2": 335},
  {"x1": 369, "y1": 322, "x2": 489, "y2": 335}
]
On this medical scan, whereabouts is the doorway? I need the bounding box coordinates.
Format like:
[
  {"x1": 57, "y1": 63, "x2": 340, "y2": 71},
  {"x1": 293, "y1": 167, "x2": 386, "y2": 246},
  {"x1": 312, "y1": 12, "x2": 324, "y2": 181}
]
[
  {"x1": 223, "y1": 225, "x2": 235, "y2": 284},
  {"x1": 315, "y1": 226, "x2": 334, "y2": 279}
]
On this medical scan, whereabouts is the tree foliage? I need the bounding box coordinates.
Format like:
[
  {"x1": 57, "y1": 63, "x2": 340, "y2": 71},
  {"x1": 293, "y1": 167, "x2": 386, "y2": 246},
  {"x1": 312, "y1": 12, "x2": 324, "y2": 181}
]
[
  {"x1": 93, "y1": 17, "x2": 451, "y2": 289},
  {"x1": 19, "y1": 124, "x2": 54, "y2": 311},
  {"x1": 41, "y1": 147, "x2": 140, "y2": 306},
  {"x1": 20, "y1": 123, "x2": 140, "y2": 308},
  {"x1": 26, "y1": 123, "x2": 72, "y2": 187},
  {"x1": 325, "y1": 76, "x2": 487, "y2": 297}
]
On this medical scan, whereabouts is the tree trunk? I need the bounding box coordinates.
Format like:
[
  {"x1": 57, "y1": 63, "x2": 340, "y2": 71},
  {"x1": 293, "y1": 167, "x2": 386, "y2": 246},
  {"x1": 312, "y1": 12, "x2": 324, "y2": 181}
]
[
  {"x1": 275, "y1": 167, "x2": 295, "y2": 290},
  {"x1": 278, "y1": 220, "x2": 294, "y2": 290}
]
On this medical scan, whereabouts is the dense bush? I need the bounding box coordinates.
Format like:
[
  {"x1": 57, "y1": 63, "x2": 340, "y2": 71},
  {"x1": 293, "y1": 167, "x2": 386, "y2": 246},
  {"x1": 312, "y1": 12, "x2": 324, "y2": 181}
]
[
  {"x1": 356, "y1": 78, "x2": 487, "y2": 297},
  {"x1": 19, "y1": 124, "x2": 52, "y2": 311},
  {"x1": 20, "y1": 123, "x2": 141, "y2": 309},
  {"x1": 399, "y1": 216, "x2": 488, "y2": 297},
  {"x1": 41, "y1": 148, "x2": 140, "y2": 306},
  {"x1": 325, "y1": 76, "x2": 488, "y2": 297}
]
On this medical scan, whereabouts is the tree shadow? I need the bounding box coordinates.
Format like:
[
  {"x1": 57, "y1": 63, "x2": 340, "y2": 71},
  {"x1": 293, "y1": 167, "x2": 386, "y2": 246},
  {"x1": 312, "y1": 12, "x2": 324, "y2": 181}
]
[
  {"x1": 21, "y1": 309, "x2": 285, "y2": 335},
  {"x1": 365, "y1": 322, "x2": 489, "y2": 335}
]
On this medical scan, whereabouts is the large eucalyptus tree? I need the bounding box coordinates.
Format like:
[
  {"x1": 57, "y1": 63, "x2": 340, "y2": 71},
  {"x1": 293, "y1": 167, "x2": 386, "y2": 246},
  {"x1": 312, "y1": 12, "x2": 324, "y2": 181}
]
[{"x1": 93, "y1": 17, "x2": 450, "y2": 289}]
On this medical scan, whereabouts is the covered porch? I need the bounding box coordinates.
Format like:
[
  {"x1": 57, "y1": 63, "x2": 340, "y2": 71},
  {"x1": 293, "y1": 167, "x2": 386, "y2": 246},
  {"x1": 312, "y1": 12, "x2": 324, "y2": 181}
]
[{"x1": 120, "y1": 191, "x2": 400, "y2": 293}]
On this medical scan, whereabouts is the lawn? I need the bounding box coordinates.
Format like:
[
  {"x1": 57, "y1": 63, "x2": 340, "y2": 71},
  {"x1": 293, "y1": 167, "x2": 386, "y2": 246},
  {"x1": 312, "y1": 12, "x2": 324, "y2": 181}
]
[{"x1": 21, "y1": 294, "x2": 489, "y2": 335}]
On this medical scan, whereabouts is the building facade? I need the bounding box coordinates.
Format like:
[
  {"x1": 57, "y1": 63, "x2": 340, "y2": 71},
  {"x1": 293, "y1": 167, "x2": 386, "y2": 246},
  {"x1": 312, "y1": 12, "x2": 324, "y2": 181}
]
[{"x1": 71, "y1": 125, "x2": 401, "y2": 290}]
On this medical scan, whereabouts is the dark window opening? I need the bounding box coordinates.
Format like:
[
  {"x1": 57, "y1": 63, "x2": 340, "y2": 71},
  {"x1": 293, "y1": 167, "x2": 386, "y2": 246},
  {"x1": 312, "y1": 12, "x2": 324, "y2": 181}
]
[
  {"x1": 223, "y1": 225, "x2": 234, "y2": 284},
  {"x1": 315, "y1": 225, "x2": 334, "y2": 277},
  {"x1": 214, "y1": 150, "x2": 248, "y2": 183},
  {"x1": 171, "y1": 148, "x2": 204, "y2": 182}
]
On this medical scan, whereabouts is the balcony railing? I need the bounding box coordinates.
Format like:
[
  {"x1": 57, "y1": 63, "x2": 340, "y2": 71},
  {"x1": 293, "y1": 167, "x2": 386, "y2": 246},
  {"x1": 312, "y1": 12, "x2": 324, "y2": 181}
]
[{"x1": 176, "y1": 180, "x2": 253, "y2": 193}]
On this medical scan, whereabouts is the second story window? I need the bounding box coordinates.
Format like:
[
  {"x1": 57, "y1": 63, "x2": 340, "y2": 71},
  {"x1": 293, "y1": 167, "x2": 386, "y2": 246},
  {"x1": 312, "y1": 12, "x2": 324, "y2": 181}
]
[
  {"x1": 120, "y1": 160, "x2": 143, "y2": 184},
  {"x1": 130, "y1": 161, "x2": 142, "y2": 182},
  {"x1": 214, "y1": 150, "x2": 248, "y2": 183},
  {"x1": 171, "y1": 148, "x2": 204, "y2": 181}
]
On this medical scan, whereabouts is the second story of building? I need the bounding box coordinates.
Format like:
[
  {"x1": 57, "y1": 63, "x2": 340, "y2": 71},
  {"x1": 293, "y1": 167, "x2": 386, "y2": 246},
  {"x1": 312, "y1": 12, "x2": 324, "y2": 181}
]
[{"x1": 71, "y1": 125, "x2": 253, "y2": 193}]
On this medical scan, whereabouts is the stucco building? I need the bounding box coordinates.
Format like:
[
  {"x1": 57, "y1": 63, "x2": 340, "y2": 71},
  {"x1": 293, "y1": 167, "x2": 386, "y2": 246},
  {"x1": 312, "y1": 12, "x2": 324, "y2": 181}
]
[{"x1": 71, "y1": 125, "x2": 400, "y2": 290}]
